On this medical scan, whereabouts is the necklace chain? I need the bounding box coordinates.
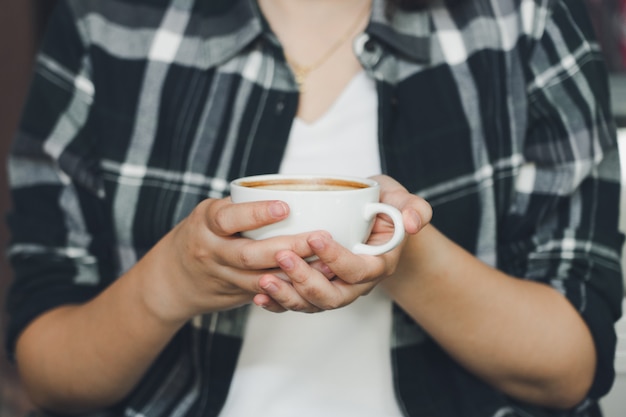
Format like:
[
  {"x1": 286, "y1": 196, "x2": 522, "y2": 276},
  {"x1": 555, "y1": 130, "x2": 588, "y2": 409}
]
[{"x1": 284, "y1": 1, "x2": 371, "y2": 92}]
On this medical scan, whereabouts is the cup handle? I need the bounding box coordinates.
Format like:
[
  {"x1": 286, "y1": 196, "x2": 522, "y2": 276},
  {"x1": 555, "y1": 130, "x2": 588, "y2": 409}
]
[{"x1": 352, "y1": 203, "x2": 405, "y2": 256}]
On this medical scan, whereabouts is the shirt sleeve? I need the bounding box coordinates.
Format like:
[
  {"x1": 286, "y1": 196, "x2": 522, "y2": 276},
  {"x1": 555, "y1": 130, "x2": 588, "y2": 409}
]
[
  {"x1": 4, "y1": 0, "x2": 114, "y2": 360},
  {"x1": 500, "y1": 0, "x2": 624, "y2": 402}
]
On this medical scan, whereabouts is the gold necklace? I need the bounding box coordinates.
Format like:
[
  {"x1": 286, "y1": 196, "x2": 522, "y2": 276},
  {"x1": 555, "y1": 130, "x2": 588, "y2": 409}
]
[{"x1": 284, "y1": 1, "x2": 371, "y2": 92}]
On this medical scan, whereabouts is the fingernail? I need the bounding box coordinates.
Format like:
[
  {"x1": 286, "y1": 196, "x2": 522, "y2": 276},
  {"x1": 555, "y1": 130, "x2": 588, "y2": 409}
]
[
  {"x1": 277, "y1": 255, "x2": 294, "y2": 270},
  {"x1": 320, "y1": 263, "x2": 333, "y2": 277},
  {"x1": 308, "y1": 236, "x2": 325, "y2": 251},
  {"x1": 261, "y1": 282, "x2": 278, "y2": 294},
  {"x1": 408, "y1": 210, "x2": 421, "y2": 231},
  {"x1": 269, "y1": 201, "x2": 288, "y2": 218}
]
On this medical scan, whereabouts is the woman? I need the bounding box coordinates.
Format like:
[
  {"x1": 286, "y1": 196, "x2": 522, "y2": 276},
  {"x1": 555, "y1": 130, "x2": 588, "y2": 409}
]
[{"x1": 4, "y1": 0, "x2": 623, "y2": 416}]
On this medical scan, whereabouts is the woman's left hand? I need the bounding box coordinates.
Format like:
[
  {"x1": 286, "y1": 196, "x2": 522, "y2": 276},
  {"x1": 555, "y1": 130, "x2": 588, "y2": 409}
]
[{"x1": 253, "y1": 175, "x2": 432, "y2": 313}]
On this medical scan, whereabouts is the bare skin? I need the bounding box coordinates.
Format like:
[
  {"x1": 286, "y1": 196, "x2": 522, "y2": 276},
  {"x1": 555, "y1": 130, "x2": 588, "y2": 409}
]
[
  {"x1": 15, "y1": 0, "x2": 596, "y2": 414},
  {"x1": 257, "y1": 0, "x2": 370, "y2": 123}
]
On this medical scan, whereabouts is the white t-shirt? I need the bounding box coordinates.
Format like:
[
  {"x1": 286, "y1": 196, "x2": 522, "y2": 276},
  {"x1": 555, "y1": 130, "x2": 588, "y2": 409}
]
[{"x1": 218, "y1": 72, "x2": 403, "y2": 417}]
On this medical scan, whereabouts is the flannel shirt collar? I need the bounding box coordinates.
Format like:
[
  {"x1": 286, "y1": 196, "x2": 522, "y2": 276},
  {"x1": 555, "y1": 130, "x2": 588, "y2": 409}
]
[
  {"x1": 368, "y1": 0, "x2": 431, "y2": 63},
  {"x1": 197, "y1": 0, "x2": 431, "y2": 70}
]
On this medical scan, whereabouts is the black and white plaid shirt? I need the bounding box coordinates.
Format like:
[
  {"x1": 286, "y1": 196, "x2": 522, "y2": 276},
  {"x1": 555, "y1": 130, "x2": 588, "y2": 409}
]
[{"x1": 5, "y1": 0, "x2": 624, "y2": 416}]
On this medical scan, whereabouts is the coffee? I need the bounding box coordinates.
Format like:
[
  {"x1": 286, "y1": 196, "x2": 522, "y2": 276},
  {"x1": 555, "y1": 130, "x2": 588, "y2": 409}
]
[{"x1": 240, "y1": 178, "x2": 368, "y2": 191}]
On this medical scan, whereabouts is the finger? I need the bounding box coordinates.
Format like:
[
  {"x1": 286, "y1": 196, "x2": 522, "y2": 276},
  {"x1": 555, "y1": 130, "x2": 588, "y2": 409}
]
[
  {"x1": 403, "y1": 208, "x2": 423, "y2": 235},
  {"x1": 275, "y1": 250, "x2": 368, "y2": 311},
  {"x1": 252, "y1": 293, "x2": 287, "y2": 313},
  {"x1": 258, "y1": 273, "x2": 323, "y2": 313},
  {"x1": 205, "y1": 198, "x2": 289, "y2": 236},
  {"x1": 373, "y1": 175, "x2": 432, "y2": 233},
  {"x1": 204, "y1": 263, "x2": 272, "y2": 296},
  {"x1": 406, "y1": 199, "x2": 432, "y2": 233},
  {"x1": 270, "y1": 260, "x2": 335, "y2": 281},
  {"x1": 308, "y1": 259, "x2": 336, "y2": 280},
  {"x1": 307, "y1": 232, "x2": 387, "y2": 285},
  {"x1": 217, "y1": 232, "x2": 318, "y2": 270}
]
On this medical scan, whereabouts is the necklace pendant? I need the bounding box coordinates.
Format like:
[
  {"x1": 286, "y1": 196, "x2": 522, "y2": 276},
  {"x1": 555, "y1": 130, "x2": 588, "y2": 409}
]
[
  {"x1": 282, "y1": 1, "x2": 372, "y2": 94},
  {"x1": 293, "y1": 67, "x2": 309, "y2": 93}
]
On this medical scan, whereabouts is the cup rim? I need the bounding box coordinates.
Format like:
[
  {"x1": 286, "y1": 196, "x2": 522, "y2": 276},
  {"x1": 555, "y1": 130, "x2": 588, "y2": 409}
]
[{"x1": 230, "y1": 174, "x2": 379, "y2": 191}]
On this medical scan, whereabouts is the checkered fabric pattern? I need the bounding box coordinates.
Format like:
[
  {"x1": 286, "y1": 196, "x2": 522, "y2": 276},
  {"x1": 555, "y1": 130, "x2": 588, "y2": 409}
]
[{"x1": 4, "y1": 0, "x2": 623, "y2": 416}]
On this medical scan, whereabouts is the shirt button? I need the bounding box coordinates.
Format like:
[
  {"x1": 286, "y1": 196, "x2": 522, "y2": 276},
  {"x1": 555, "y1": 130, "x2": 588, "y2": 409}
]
[
  {"x1": 354, "y1": 33, "x2": 382, "y2": 68},
  {"x1": 364, "y1": 39, "x2": 376, "y2": 52}
]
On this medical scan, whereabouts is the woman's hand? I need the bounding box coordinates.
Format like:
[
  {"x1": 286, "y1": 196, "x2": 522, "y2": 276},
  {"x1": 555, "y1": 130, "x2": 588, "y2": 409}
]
[
  {"x1": 15, "y1": 196, "x2": 328, "y2": 414},
  {"x1": 252, "y1": 175, "x2": 432, "y2": 313},
  {"x1": 146, "y1": 197, "x2": 321, "y2": 322}
]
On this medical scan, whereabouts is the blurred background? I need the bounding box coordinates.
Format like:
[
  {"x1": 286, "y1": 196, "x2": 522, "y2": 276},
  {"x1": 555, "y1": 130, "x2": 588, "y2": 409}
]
[
  {"x1": 0, "y1": 1, "x2": 625, "y2": 416},
  {"x1": 1, "y1": 2, "x2": 58, "y2": 415}
]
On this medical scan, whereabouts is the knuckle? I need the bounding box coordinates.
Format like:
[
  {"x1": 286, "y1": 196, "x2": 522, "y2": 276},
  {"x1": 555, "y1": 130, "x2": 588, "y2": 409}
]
[
  {"x1": 181, "y1": 233, "x2": 210, "y2": 263},
  {"x1": 342, "y1": 268, "x2": 369, "y2": 284},
  {"x1": 186, "y1": 201, "x2": 208, "y2": 228},
  {"x1": 189, "y1": 244, "x2": 209, "y2": 263},
  {"x1": 420, "y1": 200, "x2": 433, "y2": 224},
  {"x1": 319, "y1": 297, "x2": 343, "y2": 311},
  {"x1": 355, "y1": 269, "x2": 371, "y2": 283},
  {"x1": 384, "y1": 262, "x2": 398, "y2": 277},
  {"x1": 237, "y1": 248, "x2": 254, "y2": 268},
  {"x1": 297, "y1": 287, "x2": 341, "y2": 311},
  {"x1": 299, "y1": 285, "x2": 325, "y2": 301},
  {"x1": 212, "y1": 207, "x2": 232, "y2": 235},
  {"x1": 251, "y1": 206, "x2": 269, "y2": 224},
  {"x1": 290, "y1": 238, "x2": 314, "y2": 258},
  {"x1": 288, "y1": 301, "x2": 311, "y2": 313}
]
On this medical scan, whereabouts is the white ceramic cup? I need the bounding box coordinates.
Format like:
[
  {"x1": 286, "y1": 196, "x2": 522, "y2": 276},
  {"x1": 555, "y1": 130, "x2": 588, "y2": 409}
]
[{"x1": 229, "y1": 174, "x2": 405, "y2": 256}]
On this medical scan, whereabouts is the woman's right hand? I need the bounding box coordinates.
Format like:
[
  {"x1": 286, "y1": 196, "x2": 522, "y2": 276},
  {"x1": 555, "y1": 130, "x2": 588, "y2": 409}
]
[{"x1": 144, "y1": 197, "x2": 318, "y2": 323}]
